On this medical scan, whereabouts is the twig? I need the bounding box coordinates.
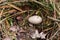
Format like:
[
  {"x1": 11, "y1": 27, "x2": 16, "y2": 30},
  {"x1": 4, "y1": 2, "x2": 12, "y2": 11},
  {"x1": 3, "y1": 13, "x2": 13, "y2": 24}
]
[
  {"x1": 0, "y1": 5, "x2": 11, "y2": 8},
  {"x1": 35, "y1": 10, "x2": 40, "y2": 14},
  {"x1": 3, "y1": 9, "x2": 17, "y2": 15},
  {"x1": 43, "y1": 27, "x2": 53, "y2": 32},
  {"x1": 33, "y1": 0, "x2": 46, "y2": 6},
  {"x1": 7, "y1": 3, "x2": 23, "y2": 12},
  {"x1": 47, "y1": 16, "x2": 60, "y2": 22},
  {"x1": 5, "y1": 20, "x2": 10, "y2": 29},
  {"x1": 0, "y1": 8, "x2": 5, "y2": 18},
  {"x1": 8, "y1": 0, "x2": 28, "y2": 3}
]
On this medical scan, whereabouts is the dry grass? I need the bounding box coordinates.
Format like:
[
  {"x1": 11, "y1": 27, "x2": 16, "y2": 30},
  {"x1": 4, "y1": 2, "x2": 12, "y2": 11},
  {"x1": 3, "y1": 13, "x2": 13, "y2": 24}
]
[{"x1": 0, "y1": 0, "x2": 60, "y2": 40}]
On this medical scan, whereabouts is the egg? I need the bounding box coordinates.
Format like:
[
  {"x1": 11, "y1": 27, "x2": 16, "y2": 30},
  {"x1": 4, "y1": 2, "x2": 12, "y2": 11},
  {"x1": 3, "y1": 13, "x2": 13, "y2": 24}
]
[{"x1": 28, "y1": 15, "x2": 42, "y2": 24}]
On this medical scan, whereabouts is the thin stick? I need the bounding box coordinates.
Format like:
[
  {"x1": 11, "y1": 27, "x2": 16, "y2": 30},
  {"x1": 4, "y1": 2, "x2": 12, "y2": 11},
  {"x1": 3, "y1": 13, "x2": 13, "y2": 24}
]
[
  {"x1": 47, "y1": 16, "x2": 60, "y2": 22},
  {"x1": 33, "y1": 0, "x2": 46, "y2": 6},
  {"x1": 43, "y1": 27, "x2": 53, "y2": 32},
  {"x1": 0, "y1": 5, "x2": 10, "y2": 8},
  {"x1": 7, "y1": 3, "x2": 23, "y2": 12},
  {"x1": 0, "y1": 8, "x2": 5, "y2": 18},
  {"x1": 3, "y1": 9, "x2": 17, "y2": 15}
]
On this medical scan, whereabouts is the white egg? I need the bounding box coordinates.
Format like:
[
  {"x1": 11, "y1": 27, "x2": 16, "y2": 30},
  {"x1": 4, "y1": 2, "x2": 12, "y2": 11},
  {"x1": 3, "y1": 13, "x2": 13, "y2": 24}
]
[{"x1": 28, "y1": 15, "x2": 42, "y2": 24}]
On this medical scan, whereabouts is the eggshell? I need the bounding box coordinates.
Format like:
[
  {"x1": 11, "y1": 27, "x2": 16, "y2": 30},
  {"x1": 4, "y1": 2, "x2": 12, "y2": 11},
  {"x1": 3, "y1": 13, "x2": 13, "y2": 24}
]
[{"x1": 28, "y1": 15, "x2": 42, "y2": 24}]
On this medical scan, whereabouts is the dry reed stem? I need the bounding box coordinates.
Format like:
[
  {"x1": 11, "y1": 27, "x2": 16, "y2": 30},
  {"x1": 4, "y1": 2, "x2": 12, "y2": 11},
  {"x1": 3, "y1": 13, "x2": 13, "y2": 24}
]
[
  {"x1": 7, "y1": 3, "x2": 23, "y2": 12},
  {"x1": 0, "y1": 5, "x2": 11, "y2": 8},
  {"x1": 3, "y1": 9, "x2": 17, "y2": 15},
  {"x1": 0, "y1": 8, "x2": 5, "y2": 18}
]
